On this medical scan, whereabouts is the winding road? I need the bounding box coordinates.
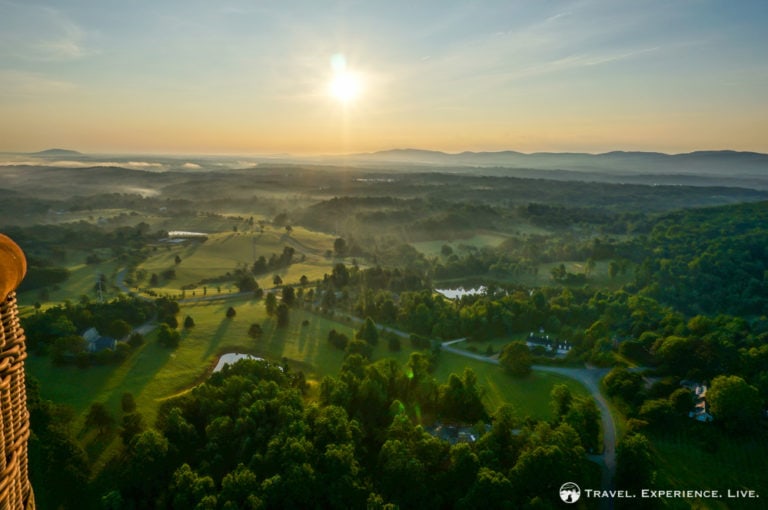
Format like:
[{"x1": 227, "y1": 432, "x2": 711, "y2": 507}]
[
  {"x1": 441, "y1": 339, "x2": 616, "y2": 507},
  {"x1": 114, "y1": 269, "x2": 618, "y2": 505}
]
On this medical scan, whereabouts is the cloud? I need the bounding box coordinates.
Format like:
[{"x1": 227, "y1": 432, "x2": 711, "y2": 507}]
[
  {"x1": 45, "y1": 160, "x2": 166, "y2": 171},
  {"x1": 181, "y1": 162, "x2": 202, "y2": 169}
]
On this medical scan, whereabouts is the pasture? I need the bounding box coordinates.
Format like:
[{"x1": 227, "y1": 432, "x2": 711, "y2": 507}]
[
  {"x1": 651, "y1": 430, "x2": 768, "y2": 510},
  {"x1": 411, "y1": 232, "x2": 512, "y2": 257},
  {"x1": 25, "y1": 292, "x2": 593, "y2": 474},
  {"x1": 136, "y1": 226, "x2": 339, "y2": 294},
  {"x1": 18, "y1": 252, "x2": 123, "y2": 310}
]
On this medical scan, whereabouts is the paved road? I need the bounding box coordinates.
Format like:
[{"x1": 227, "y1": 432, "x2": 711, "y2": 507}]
[
  {"x1": 115, "y1": 268, "x2": 130, "y2": 293},
  {"x1": 112, "y1": 270, "x2": 618, "y2": 505},
  {"x1": 441, "y1": 340, "x2": 616, "y2": 507}
]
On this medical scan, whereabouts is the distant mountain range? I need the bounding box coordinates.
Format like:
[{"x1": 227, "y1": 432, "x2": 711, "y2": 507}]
[
  {"x1": 339, "y1": 148, "x2": 768, "y2": 177},
  {"x1": 7, "y1": 147, "x2": 768, "y2": 189},
  {"x1": 29, "y1": 148, "x2": 84, "y2": 157}
]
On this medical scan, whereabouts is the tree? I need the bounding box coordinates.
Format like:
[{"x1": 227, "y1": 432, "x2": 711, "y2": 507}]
[
  {"x1": 174, "y1": 255, "x2": 182, "y2": 265},
  {"x1": 550, "y1": 384, "x2": 573, "y2": 420},
  {"x1": 248, "y1": 323, "x2": 263, "y2": 339},
  {"x1": 438, "y1": 369, "x2": 487, "y2": 423},
  {"x1": 708, "y1": 375, "x2": 761, "y2": 433},
  {"x1": 638, "y1": 398, "x2": 674, "y2": 429},
  {"x1": 334, "y1": 238, "x2": 347, "y2": 256},
  {"x1": 121, "y1": 392, "x2": 137, "y2": 414},
  {"x1": 123, "y1": 429, "x2": 171, "y2": 504},
  {"x1": 273, "y1": 274, "x2": 283, "y2": 286},
  {"x1": 616, "y1": 433, "x2": 655, "y2": 492},
  {"x1": 252, "y1": 256, "x2": 268, "y2": 275},
  {"x1": 85, "y1": 402, "x2": 114, "y2": 435},
  {"x1": 328, "y1": 329, "x2": 349, "y2": 350},
  {"x1": 603, "y1": 367, "x2": 644, "y2": 405},
  {"x1": 107, "y1": 319, "x2": 132, "y2": 339},
  {"x1": 499, "y1": 342, "x2": 532, "y2": 377},
  {"x1": 128, "y1": 332, "x2": 144, "y2": 348},
  {"x1": 157, "y1": 323, "x2": 181, "y2": 348},
  {"x1": 345, "y1": 339, "x2": 373, "y2": 359},
  {"x1": 585, "y1": 257, "x2": 596, "y2": 277},
  {"x1": 609, "y1": 260, "x2": 620, "y2": 279},
  {"x1": 120, "y1": 412, "x2": 145, "y2": 445},
  {"x1": 264, "y1": 293, "x2": 278, "y2": 317},
  {"x1": 669, "y1": 388, "x2": 694, "y2": 416},
  {"x1": 183, "y1": 315, "x2": 195, "y2": 328},
  {"x1": 169, "y1": 464, "x2": 216, "y2": 510},
  {"x1": 235, "y1": 272, "x2": 258, "y2": 292},
  {"x1": 50, "y1": 335, "x2": 88, "y2": 364},
  {"x1": 357, "y1": 317, "x2": 379, "y2": 346},
  {"x1": 564, "y1": 397, "x2": 601, "y2": 452},
  {"x1": 276, "y1": 303, "x2": 289, "y2": 327},
  {"x1": 282, "y1": 286, "x2": 295, "y2": 306},
  {"x1": 551, "y1": 263, "x2": 567, "y2": 281},
  {"x1": 226, "y1": 306, "x2": 236, "y2": 318},
  {"x1": 299, "y1": 275, "x2": 309, "y2": 286}
]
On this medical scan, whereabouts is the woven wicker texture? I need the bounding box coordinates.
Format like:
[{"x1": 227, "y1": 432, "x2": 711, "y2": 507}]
[{"x1": 0, "y1": 234, "x2": 34, "y2": 510}]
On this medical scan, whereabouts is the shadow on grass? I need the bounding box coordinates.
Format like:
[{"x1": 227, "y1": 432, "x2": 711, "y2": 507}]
[
  {"x1": 203, "y1": 317, "x2": 234, "y2": 360},
  {"x1": 80, "y1": 427, "x2": 118, "y2": 465},
  {"x1": 265, "y1": 321, "x2": 288, "y2": 360}
]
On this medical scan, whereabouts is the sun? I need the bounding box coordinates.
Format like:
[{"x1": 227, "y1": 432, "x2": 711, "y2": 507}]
[
  {"x1": 327, "y1": 53, "x2": 362, "y2": 105},
  {"x1": 329, "y1": 71, "x2": 361, "y2": 103}
]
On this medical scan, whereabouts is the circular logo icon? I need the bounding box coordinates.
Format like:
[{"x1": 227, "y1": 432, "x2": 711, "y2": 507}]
[{"x1": 559, "y1": 482, "x2": 581, "y2": 504}]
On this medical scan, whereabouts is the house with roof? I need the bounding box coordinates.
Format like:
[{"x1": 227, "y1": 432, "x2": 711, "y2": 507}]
[
  {"x1": 82, "y1": 327, "x2": 116, "y2": 353},
  {"x1": 681, "y1": 380, "x2": 714, "y2": 423}
]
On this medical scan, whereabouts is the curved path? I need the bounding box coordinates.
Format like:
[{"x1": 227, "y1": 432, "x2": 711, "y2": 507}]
[
  {"x1": 113, "y1": 268, "x2": 618, "y2": 505},
  {"x1": 441, "y1": 340, "x2": 616, "y2": 507}
]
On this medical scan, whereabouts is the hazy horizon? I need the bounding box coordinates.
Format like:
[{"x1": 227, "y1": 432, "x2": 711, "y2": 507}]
[
  {"x1": 5, "y1": 145, "x2": 768, "y2": 159},
  {"x1": 1, "y1": 0, "x2": 767, "y2": 155}
]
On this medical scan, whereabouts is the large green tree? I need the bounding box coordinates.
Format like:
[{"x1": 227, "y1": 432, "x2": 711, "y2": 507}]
[
  {"x1": 499, "y1": 342, "x2": 532, "y2": 377},
  {"x1": 616, "y1": 433, "x2": 655, "y2": 496},
  {"x1": 708, "y1": 375, "x2": 761, "y2": 433},
  {"x1": 85, "y1": 402, "x2": 114, "y2": 435}
]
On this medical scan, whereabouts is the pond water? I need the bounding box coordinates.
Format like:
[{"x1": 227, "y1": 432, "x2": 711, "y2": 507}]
[
  {"x1": 168, "y1": 230, "x2": 208, "y2": 237},
  {"x1": 213, "y1": 353, "x2": 264, "y2": 372},
  {"x1": 435, "y1": 286, "x2": 486, "y2": 299}
]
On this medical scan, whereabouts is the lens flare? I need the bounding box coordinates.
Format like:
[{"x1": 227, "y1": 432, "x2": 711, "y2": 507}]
[
  {"x1": 329, "y1": 72, "x2": 361, "y2": 103},
  {"x1": 328, "y1": 53, "x2": 362, "y2": 104}
]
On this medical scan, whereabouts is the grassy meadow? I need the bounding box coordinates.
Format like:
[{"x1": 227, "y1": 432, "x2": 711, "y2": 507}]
[
  {"x1": 18, "y1": 252, "x2": 123, "y2": 310},
  {"x1": 136, "y1": 226, "x2": 340, "y2": 294},
  {"x1": 411, "y1": 232, "x2": 512, "y2": 257},
  {"x1": 651, "y1": 431, "x2": 768, "y2": 510},
  {"x1": 26, "y1": 290, "x2": 594, "y2": 474}
]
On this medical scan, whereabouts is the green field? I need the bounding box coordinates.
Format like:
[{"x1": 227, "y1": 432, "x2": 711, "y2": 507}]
[
  {"x1": 651, "y1": 430, "x2": 768, "y2": 510},
  {"x1": 26, "y1": 293, "x2": 593, "y2": 474},
  {"x1": 136, "y1": 226, "x2": 339, "y2": 293},
  {"x1": 432, "y1": 351, "x2": 589, "y2": 420},
  {"x1": 18, "y1": 253, "x2": 123, "y2": 310},
  {"x1": 412, "y1": 232, "x2": 513, "y2": 257}
]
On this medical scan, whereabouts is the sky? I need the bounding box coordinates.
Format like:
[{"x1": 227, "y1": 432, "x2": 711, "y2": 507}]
[{"x1": 1, "y1": 0, "x2": 767, "y2": 155}]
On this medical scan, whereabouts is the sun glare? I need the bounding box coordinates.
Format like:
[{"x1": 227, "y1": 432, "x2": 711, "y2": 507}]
[
  {"x1": 329, "y1": 71, "x2": 361, "y2": 103},
  {"x1": 328, "y1": 53, "x2": 362, "y2": 105}
]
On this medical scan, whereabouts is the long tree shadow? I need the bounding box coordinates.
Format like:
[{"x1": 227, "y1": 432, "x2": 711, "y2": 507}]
[
  {"x1": 265, "y1": 319, "x2": 288, "y2": 360},
  {"x1": 203, "y1": 317, "x2": 234, "y2": 361},
  {"x1": 77, "y1": 339, "x2": 176, "y2": 469}
]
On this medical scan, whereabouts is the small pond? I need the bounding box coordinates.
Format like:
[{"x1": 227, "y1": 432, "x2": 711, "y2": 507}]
[
  {"x1": 435, "y1": 286, "x2": 486, "y2": 299},
  {"x1": 213, "y1": 353, "x2": 264, "y2": 372}
]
